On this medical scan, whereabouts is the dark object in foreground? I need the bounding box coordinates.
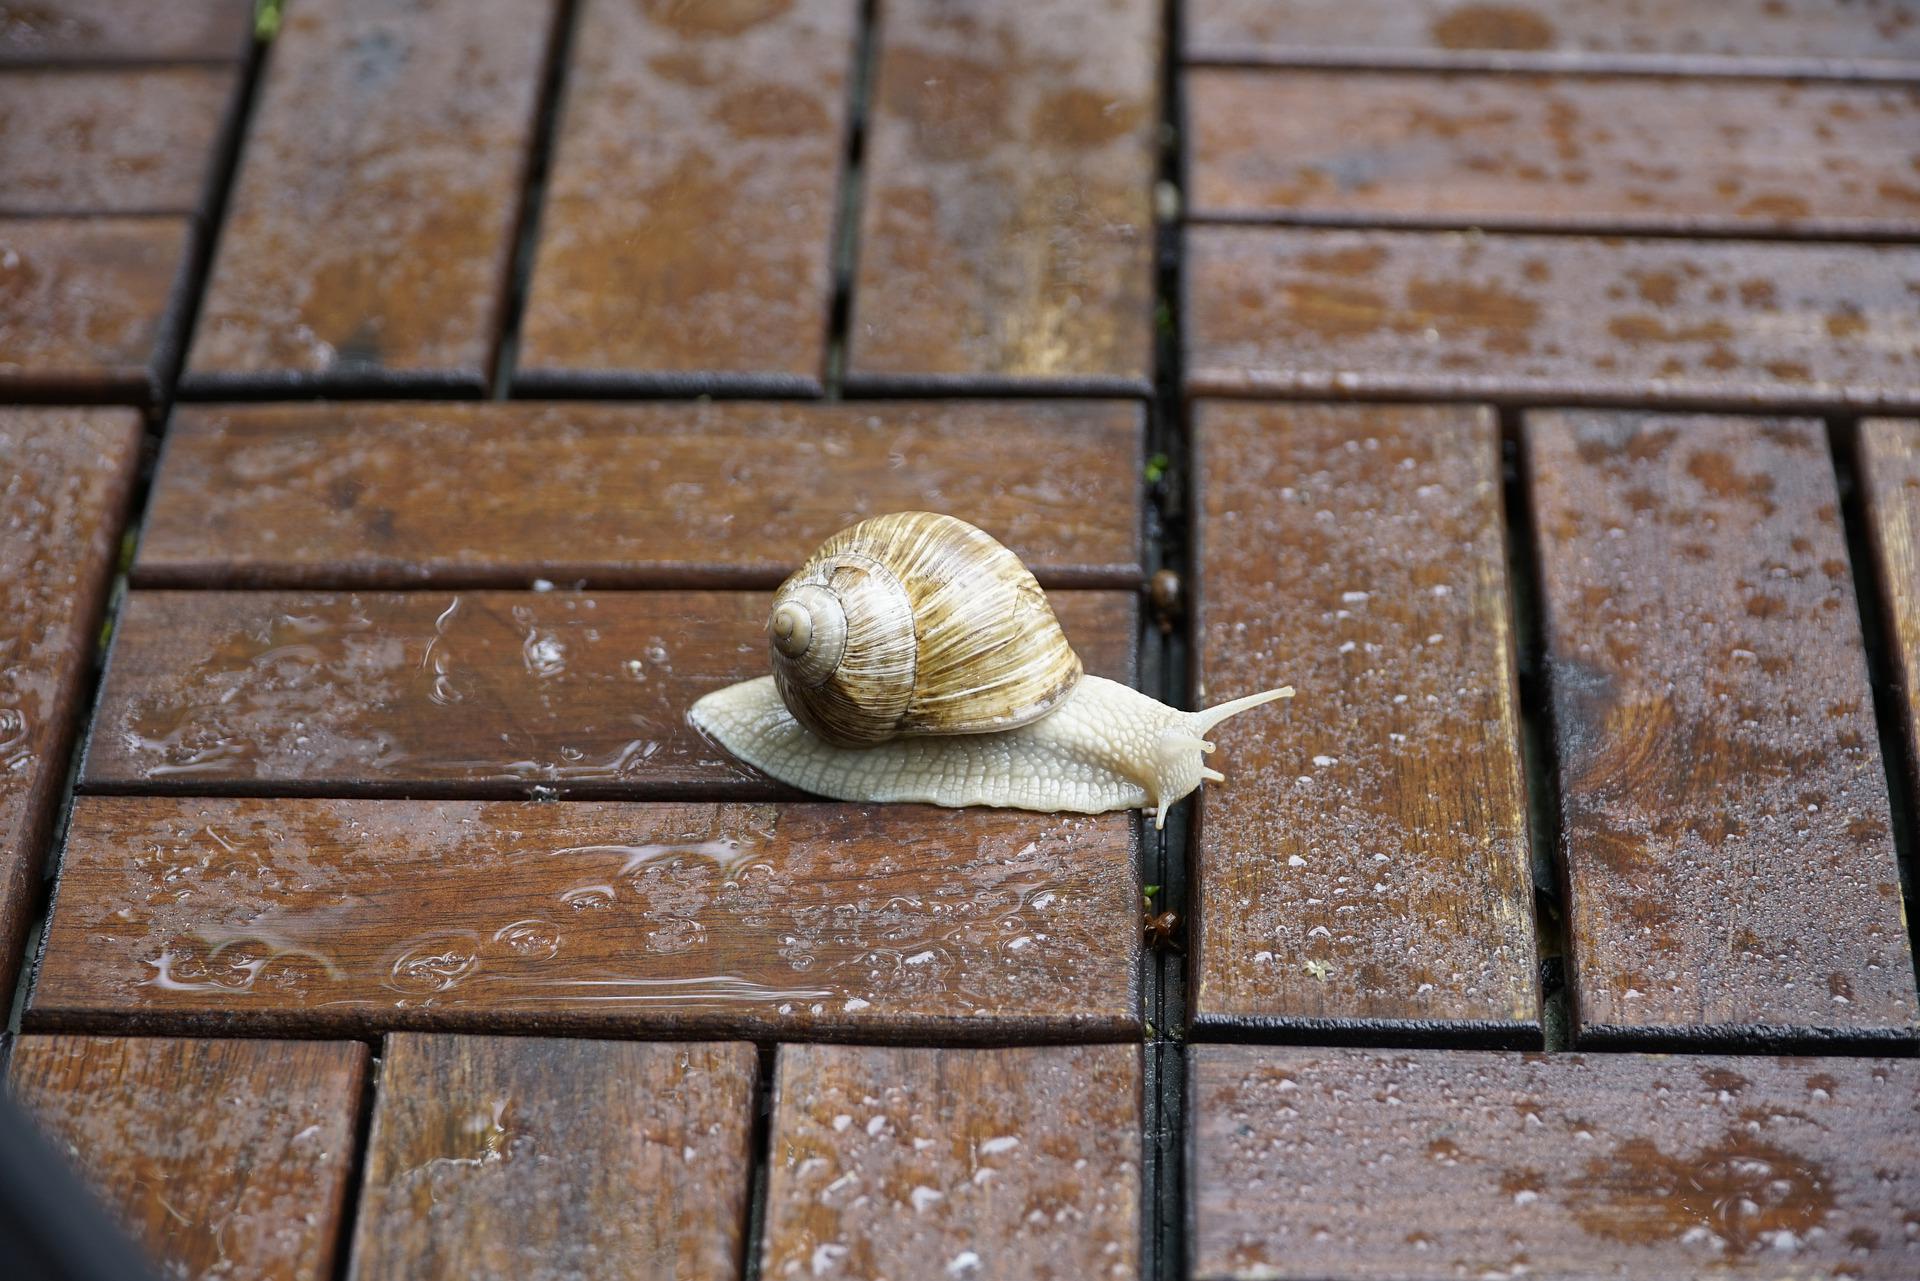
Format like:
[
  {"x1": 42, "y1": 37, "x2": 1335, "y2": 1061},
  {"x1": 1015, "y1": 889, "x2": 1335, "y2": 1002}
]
[{"x1": 0, "y1": 1092, "x2": 160, "y2": 1281}]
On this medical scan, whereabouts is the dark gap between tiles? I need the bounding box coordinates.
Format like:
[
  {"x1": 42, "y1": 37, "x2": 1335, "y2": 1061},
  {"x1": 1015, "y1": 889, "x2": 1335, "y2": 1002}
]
[{"x1": 822, "y1": 0, "x2": 883, "y2": 400}]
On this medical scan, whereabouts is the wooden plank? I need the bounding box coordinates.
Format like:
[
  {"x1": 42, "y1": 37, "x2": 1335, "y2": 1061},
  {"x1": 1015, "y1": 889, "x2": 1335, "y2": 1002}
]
[
  {"x1": 0, "y1": 68, "x2": 236, "y2": 216},
  {"x1": 348, "y1": 1035, "x2": 757, "y2": 1280},
  {"x1": 0, "y1": 216, "x2": 192, "y2": 403},
  {"x1": 0, "y1": 0, "x2": 253, "y2": 65},
  {"x1": 1186, "y1": 227, "x2": 1920, "y2": 411},
  {"x1": 846, "y1": 0, "x2": 1158, "y2": 396},
  {"x1": 182, "y1": 0, "x2": 558, "y2": 395},
  {"x1": 7, "y1": 1034, "x2": 368, "y2": 1281},
  {"x1": 30, "y1": 797, "x2": 1141, "y2": 1042},
  {"x1": 1185, "y1": 0, "x2": 1920, "y2": 79},
  {"x1": 1187, "y1": 70, "x2": 1920, "y2": 238},
  {"x1": 82, "y1": 589, "x2": 1137, "y2": 796},
  {"x1": 763, "y1": 1043, "x2": 1141, "y2": 1279},
  {"x1": 1192, "y1": 402, "x2": 1537, "y2": 1043},
  {"x1": 513, "y1": 0, "x2": 855, "y2": 396},
  {"x1": 136, "y1": 400, "x2": 1144, "y2": 590},
  {"x1": 1190, "y1": 1044, "x2": 1920, "y2": 1281},
  {"x1": 1859, "y1": 418, "x2": 1920, "y2": 813},
  {"x1": 1528, "y1": 411, "x2": 1917, "y2": 1048},
  {"x1": 0, "y1": 409, "x2": 141, "y2": 1006}
]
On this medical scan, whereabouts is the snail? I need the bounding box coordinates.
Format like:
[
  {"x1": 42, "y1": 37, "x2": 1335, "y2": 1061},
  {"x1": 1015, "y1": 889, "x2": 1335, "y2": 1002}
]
[{"x1": 688, "y1": 512, "x2": 1292, "y2": 829}]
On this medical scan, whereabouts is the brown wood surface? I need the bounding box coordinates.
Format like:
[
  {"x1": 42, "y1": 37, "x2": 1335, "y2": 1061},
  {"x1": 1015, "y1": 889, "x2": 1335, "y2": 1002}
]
[
  {"x1": 1189, "y1": 1044, "x2": 1920, "y2": 1281},
  {"x1": 1186, "y1": 227, "x2": 1920, "y2": 410},
  {"x1": 1858, "y1": 419, "x2": 1920, "y2": 813},
  {"x1": 1192, "y1": 403, "x2": 1537, "y2": 1042},
  {"x1": 1187, "y1": 70, "x2": 1920, "y2": 238},
  {"x1": 0, "y1": 409, "x2": 141, "y2": 1007},
  {"x1": 8, "y1": 1034, "x2": 368, "y2": 1281},
  {"x1": 763, "y1": 1043, "x2": 1141, "y2": 1280},
  {"x1": 0, "y1": 0, "x2": 253, "y2": 64},
  {"x1": 514, "y1": 0, "x2": 854, "y2": 395},
  {"x1": 30, "y1": 797, "x2": 1140, "y2": 1041},
  {"x1": 82, "y1": 589, "x2": 1136, "y2": 795},
  {"x1": 135, "y1": 400, "x2": 1144, "y2": 590},
  {"x1": 0, "y1": 216, "x2": 191, "y2": 402},
  {"x1": 1528, "y1": 411, "x2": 1917, "y2": 1048},
  {"x1": 348, "y1": 1035, "x2": 757, "y2": 1281},
  {"x1": 0, "y1": 68, "x2": 236, "y2": 216},
  {"x1": 846, "y1": 0, "x2": 1158, "y2": 395},
  {"x1": 1185, "y1": 0, "x2": 1920, "y2": 78},
  {"x1": 183, "y1": 0, "x2": 558, "y2": 394}
]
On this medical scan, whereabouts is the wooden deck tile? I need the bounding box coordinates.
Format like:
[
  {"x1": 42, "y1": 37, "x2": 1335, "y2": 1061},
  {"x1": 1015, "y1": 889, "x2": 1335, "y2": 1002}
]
[
  {"x1": 1192, "y1": 403, "x2": 1537, "y2": 1043},
  {"x1": 182, "y1": 0, "x2": 558, "y2": 395},
  {"x1": 0, "y1": 409, "x2": 141, "y2": 1004},
  {"x1": 763, "y1": 1043, "x2": 1140, "y2": 1280},
  {"x1": 513, "y1": 0, "x2": 855, "y2": 396},
  {"x1": 0, "y1": 216, "x2": 192, "y2": 403},
  {"x1": 82, "y1": 589, "x2": 1136, "y2": 796},
  {"x1": 0, "y1": 0, "x2": 253, "y2": 65},
  {"x1": 7, "y1": 1034, "x2": 368, "y2": 1281},
  {"x1": 1528, "y1": 411, "x2": 1917, "y2": 1048},
  {"x1": 135, "y1": 401, "x2": 1144, "y2": 590},
  {"x1": 846, "y1": 0, "x2": 1159, "y2": 396},
  {"x1": 1189, "y1": 1044, "x2": 1920, "y2": 1281},
  {"x1": 1186, "y1": 227, "x2": 1920, "y2": 410},
  {"x1": 1858, "y1": 418, "x2": 1920, "y2": 812},
  {"x1": 0, "y1": 68, "x2": 236, "y2": 216},
  {"x1": 30, "y1": 797, "x2": 1140, "y2": 1042},
  {"x1": 348, "y1": 1035, "x2": 757, "y2": 1280},
  {"x1": 1187, "y1": 70, "x2": 1920, "y2": 238},
  {"x1": 1185, "y1": 0, "x2": 1920, "y2": 79}
]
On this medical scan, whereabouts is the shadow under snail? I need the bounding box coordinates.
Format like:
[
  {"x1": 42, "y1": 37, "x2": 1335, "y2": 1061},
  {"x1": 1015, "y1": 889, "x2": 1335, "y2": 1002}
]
[{"x1": 689, "y1": 512, "x2": 1293, "y2": 828}]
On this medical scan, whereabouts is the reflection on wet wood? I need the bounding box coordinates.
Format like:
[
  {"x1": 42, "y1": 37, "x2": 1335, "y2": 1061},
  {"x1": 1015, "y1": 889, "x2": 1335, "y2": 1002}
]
[
  {"x1": 515, "y1": 0, "x2": 855, "y2": 395},
  {"x1": 31, "y1": 797, "x2": 1141, "y2": 1042},
  {"x1": 1188, "y1": 71, "x2": 1920, "y2": 238},
  {"x1": 1528, "y1": 411, "x2": 1916, "y2": 1047},
  {"x1": 847, "y1": 0, "x2": 1158, "y2": 395},
  {"x1": 0, "y1": 0, "x2": 253, "y2": 64},
  {"x1": 1186, "y1": 227, "x2": 1920, "y2": 410},
  {"x1": 8, "y1": 1034, "x2": 368, "y2": 1281},
  {"x1": 347, "y1": 1035, "x2": 757, "y2": 1280},
  {"x1": 137, "y1": 401, "x2": 1144, "y2": 590},
  {"x1": 1190, "y1": 1044, "x2": 1920, "y2": 1281},
  {"x1": 82, "y1": 590, "x2": 1136, "y2": 796},
  {"x1": 183, "y1": 0, "x2": 559, "y2": 393},
  {"x1": 1858, "y1": 419, "x2": 1920, "y2": 812},
  {"x1": 0, "y1": 410, "x2": 141, "y2": 1006},
  {"x1": 763, "y1": 1043, "x2": 1141, "y2": 1280},
  {"x1": 1192, "y1": 403, "x2": 1537, "y2": 1042}
]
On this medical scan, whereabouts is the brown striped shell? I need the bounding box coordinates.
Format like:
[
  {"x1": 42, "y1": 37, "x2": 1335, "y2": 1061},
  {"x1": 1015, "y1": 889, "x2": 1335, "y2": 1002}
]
[{"x1": 766, "y1": 512, "x2": 1084, "y2": 747}]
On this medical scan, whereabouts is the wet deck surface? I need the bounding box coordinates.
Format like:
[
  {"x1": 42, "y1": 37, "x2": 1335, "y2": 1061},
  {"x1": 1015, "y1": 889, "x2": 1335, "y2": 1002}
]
[{"x1": 1, "y1": 3, "x2": 1917, "y2": 1279}]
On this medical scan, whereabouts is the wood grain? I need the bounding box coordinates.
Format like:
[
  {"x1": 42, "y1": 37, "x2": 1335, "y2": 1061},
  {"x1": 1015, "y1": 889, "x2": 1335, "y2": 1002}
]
[
  {"x1": 763, "y1": 1043, "x2": 1141, "y2": 1280},
  {"x1": 31, "y1": 797, "x2": 1141, "y2": 1042},
  {"x1": 1192, "y1": 402, "x2": 1537, "y2": 1043},
  {"x1": 1528, "y1": 411, "x2": 1917, "y2": 1047},
  {"x1": 136, "y1": 401, "x2": 1144, "y2": 590},
  {"x1": 8, "y1": 1034, "x2": 368, "y2": 1281},
  {"x1": 1858, "y1": 419, "x2": 1920, "y2": 813},
  {"x1": 1190, "y1": 1044, "x2": 1920, "y2": 1281},
  {"x1": 0, "y1": 0, "x2": 253, "y2": 64},
  {"x1": 347, "y1": 1035, "x2": 757, "y2": 1281}
]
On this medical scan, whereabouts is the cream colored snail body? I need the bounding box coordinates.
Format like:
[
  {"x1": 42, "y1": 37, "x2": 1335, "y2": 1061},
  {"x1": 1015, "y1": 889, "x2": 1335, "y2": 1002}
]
[{"x1": 689, "y1": 512, "x2": 1292, "y2": 828}]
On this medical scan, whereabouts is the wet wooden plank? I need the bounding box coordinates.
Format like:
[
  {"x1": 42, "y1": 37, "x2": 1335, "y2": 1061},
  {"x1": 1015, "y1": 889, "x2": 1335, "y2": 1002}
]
[
  {"x1": 0, "y1": 216, "x2": 192, "y2": 403},
  {"x1": 0, "y1": 68, "x2": 236, "y2": 216},
  {"x1": 846, "y1": 0, "x2": 1159, "y2": 396},
  {"x1": 7, "y1": 1034, "x2": 368, "y2": 1281},
  {"x1": 763, "y1": 1043, "x2": 1141, "y2": 1280},
  {"x1": 1185, "y1": 0, "x2": 1920, "y2": 79},
  {"x1": 30, "y1": 797, "x2": 1141, "y2": 1042},
  {"x1": 1859, "y1": 419, "x2": 1920, "y2": 811},
  {"x1": 1187, "y1": 70, "x2": 1920, "y2": 238},
  {"x1": 182, "y1": 0, "x2": 559, "y2": 395},
  {"x1": 0, "y1": 0, "x2": 253, "y2": 65},
  {"x1": 1189, "y1": 1044, "x2": 1920, "y2": 1281},
  {"x1": 513, "y1": 0, "x2": 854, "y2": 396},
  {"x1": 136, "y1": 400, "x2": 1144, "y2": 590},
  {"x1": 1186, "y1": 227, "x2": 1920, "y2": 411},
  {"x1": 348, "y1": 1035, "x2": 757, "y2": 1280},
  {"x1": 82, "y1": 589, "x2": 1137, "y2": 796},
  {"x1": 1192, "y1": 402, "x2": 1537, "y2": 1044},
  {"x1": 1528, "y1": 411, "x2": 1917, "y2": 1048},
  {"x1": 0, "y1": 409, "x2": 141, "y2": 1005}
]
